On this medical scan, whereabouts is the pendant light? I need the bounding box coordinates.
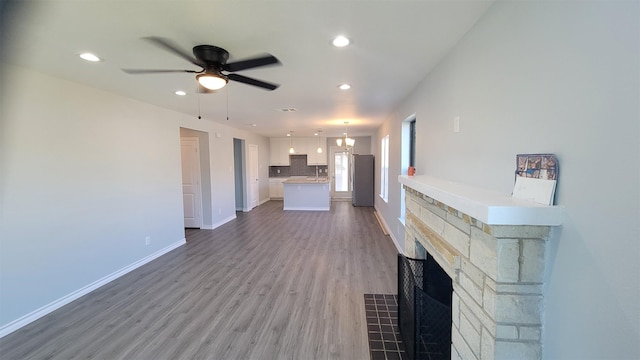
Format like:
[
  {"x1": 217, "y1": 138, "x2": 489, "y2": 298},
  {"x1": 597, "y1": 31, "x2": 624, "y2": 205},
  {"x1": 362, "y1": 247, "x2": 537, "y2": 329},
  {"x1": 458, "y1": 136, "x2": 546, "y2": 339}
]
[
  {"x1": 316, "y1": 130, "x2": 323, "y2": 153},
  {"x1": 288, "y1": 131, "x2": 294, "y2": 154}
]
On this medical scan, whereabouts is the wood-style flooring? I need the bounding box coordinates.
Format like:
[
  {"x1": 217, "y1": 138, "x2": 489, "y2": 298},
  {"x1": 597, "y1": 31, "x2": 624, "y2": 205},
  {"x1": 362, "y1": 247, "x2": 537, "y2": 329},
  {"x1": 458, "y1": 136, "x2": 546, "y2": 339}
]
[{"x1": 0, "y1": 200, "x2": 398, "y2": 360}]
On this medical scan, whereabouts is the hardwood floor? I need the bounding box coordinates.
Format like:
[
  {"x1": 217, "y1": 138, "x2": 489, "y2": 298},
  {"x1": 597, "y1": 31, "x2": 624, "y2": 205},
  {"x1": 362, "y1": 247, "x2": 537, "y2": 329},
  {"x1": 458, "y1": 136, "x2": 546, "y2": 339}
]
[{"x1": 0, "y1": 201, "x2": 398, "y2": 360}]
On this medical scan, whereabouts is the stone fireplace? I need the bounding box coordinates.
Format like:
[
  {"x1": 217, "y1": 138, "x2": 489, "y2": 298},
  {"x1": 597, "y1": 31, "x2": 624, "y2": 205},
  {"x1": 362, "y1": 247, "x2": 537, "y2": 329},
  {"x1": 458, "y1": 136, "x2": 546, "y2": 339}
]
[{"x1": 399, "y1": 175, "x2": 563, "y2": 360}]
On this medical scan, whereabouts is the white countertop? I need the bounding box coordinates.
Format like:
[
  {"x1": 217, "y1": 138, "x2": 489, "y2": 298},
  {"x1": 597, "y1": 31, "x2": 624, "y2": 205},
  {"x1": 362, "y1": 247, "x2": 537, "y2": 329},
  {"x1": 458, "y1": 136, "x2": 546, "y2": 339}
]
[
  {"x1": 398, "y1": 175, "x2": 564, "y2": 226},
  {"x1": 283, "y1": 177, "x2": 329, "y2": 184}
]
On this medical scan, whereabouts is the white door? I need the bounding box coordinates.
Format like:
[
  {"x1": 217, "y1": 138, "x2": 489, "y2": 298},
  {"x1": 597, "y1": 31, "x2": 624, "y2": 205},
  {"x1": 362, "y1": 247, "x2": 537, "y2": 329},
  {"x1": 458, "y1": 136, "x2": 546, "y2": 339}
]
[
  {"x1": 330, "y1": 146, "x2": 352, "y2": 199},
  {"x1": 180, "y1": 137, "x2": 202, "y2": 228},
  {"x1": 248, "y1": 144, "x2": 260, "y2": 210}
]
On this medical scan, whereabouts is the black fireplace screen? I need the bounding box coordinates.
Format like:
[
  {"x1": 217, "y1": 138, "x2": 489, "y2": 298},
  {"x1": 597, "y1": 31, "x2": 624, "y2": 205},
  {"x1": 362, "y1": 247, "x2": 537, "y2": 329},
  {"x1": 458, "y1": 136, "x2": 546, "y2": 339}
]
[{"x1": 398, "y1": 253, "x2": 452, "y2": 360}]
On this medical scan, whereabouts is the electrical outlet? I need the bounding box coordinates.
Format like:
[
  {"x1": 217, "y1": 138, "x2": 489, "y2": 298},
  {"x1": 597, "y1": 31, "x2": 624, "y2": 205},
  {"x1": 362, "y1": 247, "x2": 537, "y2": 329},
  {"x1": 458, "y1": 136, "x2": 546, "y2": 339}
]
[{"x1": 145, "y1": 236, "x2": 151, "y2": 245}]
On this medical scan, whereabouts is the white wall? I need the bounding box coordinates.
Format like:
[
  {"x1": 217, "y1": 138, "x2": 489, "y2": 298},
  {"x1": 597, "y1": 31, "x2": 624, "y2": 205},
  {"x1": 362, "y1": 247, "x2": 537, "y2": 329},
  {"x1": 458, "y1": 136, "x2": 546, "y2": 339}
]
[
  {"x1": 0, "y1": 65, "x2": 186, "y2": 327},
  {"x1": 0, "y1": 64, "x2": 272, "y2": 332},
  {"x1": 178, "y1": 117, "x2": 271, "y2": 221},
  {"x1": 375, "y1": 1, "x2": 639, "y2": 358}
]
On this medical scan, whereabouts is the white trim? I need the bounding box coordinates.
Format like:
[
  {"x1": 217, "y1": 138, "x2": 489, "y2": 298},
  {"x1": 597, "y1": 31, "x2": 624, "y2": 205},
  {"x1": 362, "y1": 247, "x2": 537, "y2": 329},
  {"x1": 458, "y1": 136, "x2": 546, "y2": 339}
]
[
  {"x1": 0, "y1": 238, "x2": 186, "y2": 339},
  {"x1": 210, "y1": 214, "x2": 237, "y2": 229},
  {"x1": 374, "y1": 207, "x2": 404, "y2": 254},
  {"x1": 243, "y1": 197, "x2": 270, "y2": 211}
]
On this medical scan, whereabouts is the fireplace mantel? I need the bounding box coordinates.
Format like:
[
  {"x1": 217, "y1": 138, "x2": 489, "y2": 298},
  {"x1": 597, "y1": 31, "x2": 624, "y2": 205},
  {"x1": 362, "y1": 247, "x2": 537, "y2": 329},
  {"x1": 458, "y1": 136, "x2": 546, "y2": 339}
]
[{"x1": 399, "y1": 175, "x2": 564, "y2": 226}]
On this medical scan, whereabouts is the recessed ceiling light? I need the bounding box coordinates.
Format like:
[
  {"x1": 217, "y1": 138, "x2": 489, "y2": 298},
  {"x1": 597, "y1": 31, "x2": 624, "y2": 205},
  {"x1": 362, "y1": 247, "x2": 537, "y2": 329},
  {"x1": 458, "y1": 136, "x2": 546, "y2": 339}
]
[
  {"x1": 175, "y1": 90, "x2": 187, "y2": 96},
  {"x1": 79, "y1": 53, "x2": 101, "y2": 62},
  {"x1": 332, "y1": 35, "x2": 350, "y2": 47},
  {"x1": 338, "y1": 84, "x2": 351, "y2": 90}
]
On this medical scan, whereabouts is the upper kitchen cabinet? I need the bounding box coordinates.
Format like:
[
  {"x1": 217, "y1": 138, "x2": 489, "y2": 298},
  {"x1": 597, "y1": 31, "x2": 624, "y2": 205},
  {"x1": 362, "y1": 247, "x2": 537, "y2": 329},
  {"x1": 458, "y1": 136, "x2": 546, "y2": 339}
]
[
  {"x1": 270, "y1": 136, "x2": 327, "y2": 165},
  {"x1": 269, "y1": 138, "x2": 291, "y2": 165},
  {"x1": 308, "y1": 137, "x2": 327, "y2": 165}
]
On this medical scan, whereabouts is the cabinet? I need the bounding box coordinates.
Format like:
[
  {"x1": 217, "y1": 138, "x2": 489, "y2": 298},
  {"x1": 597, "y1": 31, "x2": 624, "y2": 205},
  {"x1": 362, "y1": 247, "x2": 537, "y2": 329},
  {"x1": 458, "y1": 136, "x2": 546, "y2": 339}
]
[
  {"x1": 269, "y1": 138, "x2": 291, "y2": 165},
  {"x1": 269, "y1": 178, "x2": 285, "y2": 198},
  {"x1": 307, "y1": 137, "x2": 327, "y2": 165},
  {"x1": 269, "y1": 137, "x2": 327, "y2": 166}
]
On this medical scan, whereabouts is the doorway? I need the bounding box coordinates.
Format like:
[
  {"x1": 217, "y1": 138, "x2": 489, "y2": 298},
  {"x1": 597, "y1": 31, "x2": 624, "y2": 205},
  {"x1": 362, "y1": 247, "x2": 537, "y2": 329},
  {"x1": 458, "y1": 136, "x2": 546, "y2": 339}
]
[
  {"x1": 330, "y1": 146, "x2": 352, "y2": 199},
  {"x1": 180, "y1": 128, "x2": 212, "y2": 229},
  {"x1": 180, "y1": 137, "x2": 203, "y2": 228},
  {"x1": 247, "y1": 144, "x2": 259, "y2": 210},
  {"x1": 233, "y1": 139, "x2": 260, "y2": 212},
  {"x1": 233, "y1": 138, "x2": 245, "y2": 211}
]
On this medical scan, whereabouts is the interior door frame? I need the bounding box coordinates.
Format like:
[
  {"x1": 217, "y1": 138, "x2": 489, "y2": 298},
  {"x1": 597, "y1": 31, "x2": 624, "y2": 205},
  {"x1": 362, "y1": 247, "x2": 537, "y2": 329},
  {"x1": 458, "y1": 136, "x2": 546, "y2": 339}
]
[{"x1": 329, "y1": 145, "x2": 352, "y2": 199}]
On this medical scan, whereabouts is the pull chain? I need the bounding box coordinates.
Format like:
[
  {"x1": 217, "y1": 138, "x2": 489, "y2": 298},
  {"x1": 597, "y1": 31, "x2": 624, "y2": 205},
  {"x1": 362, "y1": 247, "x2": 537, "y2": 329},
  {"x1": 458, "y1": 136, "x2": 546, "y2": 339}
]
[{"x1": 197, "y1": 83, "x2": 202, "y2": 119}]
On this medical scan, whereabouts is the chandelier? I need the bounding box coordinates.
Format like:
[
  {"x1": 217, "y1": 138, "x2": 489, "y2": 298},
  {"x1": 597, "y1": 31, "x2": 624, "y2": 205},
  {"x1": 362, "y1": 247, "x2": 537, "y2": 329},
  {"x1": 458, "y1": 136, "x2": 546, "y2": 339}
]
[{"x1": 336, "y1": 122, "x2": 355, "y2": 148}]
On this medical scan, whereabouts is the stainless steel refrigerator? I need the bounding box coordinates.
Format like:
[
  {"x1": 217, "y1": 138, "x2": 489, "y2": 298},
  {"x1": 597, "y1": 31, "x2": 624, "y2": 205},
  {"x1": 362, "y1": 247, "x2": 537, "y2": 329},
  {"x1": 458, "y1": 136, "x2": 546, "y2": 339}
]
[{"x1": 352, "y1": 154, "x2": 374, "y2": 206}]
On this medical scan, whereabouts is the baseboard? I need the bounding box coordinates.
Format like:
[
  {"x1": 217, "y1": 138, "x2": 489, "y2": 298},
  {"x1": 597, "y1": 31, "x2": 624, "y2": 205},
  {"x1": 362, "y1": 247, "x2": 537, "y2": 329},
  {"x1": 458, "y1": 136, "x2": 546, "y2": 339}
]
[
  {"x1": 374, "y1": 206, "x2": 405, "y2": 255},
  {"x1": 389, "y1": 228, "x2": 404, "y2": 255},
  {"x1": 0, "y1": 238, "x2": 186, "y2": 339},
  {"x1": 373, "y1": 210, "x2": 390, "y2": 235},
  {"x1": 210, "y1": 214, "x2": 236, "y2": 229},
  {"x1": 258, "y1": 198, "x2": 270, "y2": 206}
]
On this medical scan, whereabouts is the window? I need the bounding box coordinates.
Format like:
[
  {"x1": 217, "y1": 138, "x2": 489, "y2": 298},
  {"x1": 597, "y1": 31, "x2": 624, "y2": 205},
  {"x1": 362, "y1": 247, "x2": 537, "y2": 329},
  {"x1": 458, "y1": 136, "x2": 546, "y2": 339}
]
[
  {"x1": 400, "y1": 115, "x2": 416, "y2": 222},
  {"x1": 409, "y1": 119, "x2": 416, "y2": 167},
  {"x1": 380, "y1": 134, "x2": 389, "y2": 202}
]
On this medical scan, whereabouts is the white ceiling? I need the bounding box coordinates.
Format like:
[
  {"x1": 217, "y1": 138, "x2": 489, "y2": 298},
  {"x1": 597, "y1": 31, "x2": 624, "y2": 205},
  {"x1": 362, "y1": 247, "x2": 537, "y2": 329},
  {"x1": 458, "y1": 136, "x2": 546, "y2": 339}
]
[{"x1": 1, "y1": 0, "x2": 492, "y2": 138}]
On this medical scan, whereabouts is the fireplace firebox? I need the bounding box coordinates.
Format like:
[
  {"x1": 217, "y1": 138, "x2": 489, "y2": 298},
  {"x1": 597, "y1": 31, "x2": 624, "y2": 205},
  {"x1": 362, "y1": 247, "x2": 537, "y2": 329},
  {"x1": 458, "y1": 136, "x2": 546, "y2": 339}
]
[{"x1": 398, "y1": 253, "x2": 453, "y2": 360}]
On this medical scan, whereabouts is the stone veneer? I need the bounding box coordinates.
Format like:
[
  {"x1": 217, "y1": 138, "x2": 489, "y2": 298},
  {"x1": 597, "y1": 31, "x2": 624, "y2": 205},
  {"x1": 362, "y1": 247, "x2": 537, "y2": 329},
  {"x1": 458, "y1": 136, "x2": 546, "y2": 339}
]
[{"x1": 403, "y1": 186, "x2": 556, "y2": 360}]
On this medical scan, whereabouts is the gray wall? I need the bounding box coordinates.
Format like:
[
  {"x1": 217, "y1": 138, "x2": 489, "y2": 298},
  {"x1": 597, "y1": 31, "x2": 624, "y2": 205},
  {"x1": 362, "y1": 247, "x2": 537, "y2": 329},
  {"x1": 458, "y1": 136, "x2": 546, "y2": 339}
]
[{"x1": 375, "y1": 1, "x2": 639, "y2": 358}]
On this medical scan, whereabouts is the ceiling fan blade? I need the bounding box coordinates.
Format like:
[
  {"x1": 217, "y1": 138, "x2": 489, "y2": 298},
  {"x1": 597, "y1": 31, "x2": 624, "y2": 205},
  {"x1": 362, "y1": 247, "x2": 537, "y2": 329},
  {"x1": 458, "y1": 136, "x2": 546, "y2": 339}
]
[
  {"x1": 223, "y1": 54, "x2": 280, "y2": 72},
  {"x1": 143, "y1": 36, "x2": 204, "y2": 67},
  {"x1": 227, "y1": 73, "x2": 279, "y2": 90},
  {"x1": 122, "y1": 69, "x2": 200, "y2": 74}
]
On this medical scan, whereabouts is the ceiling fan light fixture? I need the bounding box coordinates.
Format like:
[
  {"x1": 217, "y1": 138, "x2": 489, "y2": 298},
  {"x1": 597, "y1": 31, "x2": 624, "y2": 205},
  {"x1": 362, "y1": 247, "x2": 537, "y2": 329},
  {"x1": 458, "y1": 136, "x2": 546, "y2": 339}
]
[{"x1": 197, "y1": 73, "x2": 228, "y2": 90}]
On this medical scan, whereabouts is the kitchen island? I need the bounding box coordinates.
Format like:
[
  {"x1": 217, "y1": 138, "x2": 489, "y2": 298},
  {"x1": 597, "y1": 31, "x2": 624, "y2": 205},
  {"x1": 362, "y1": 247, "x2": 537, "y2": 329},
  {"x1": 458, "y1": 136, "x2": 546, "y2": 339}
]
[{"x1": 283, "y1": 177, "x2": 330, "y2": 211}]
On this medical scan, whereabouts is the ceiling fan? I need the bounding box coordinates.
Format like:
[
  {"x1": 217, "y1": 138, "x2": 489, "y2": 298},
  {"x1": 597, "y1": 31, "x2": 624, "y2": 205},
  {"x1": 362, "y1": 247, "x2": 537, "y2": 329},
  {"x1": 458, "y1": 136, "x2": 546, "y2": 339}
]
[{"x1": 123, "y1": 37, "x2": 281, "y2": 92}]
